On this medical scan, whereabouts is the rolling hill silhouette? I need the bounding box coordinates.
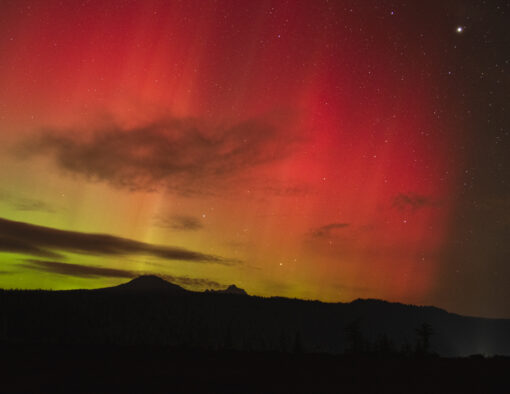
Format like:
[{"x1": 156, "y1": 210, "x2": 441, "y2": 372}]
[{"x1": 1, "y1": 275, "x2": 509, "y2": 357}]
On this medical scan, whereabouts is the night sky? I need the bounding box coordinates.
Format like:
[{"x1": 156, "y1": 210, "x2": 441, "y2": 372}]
[{"x1": 0, "y1": 0, "x2": 508, "y2": 318}]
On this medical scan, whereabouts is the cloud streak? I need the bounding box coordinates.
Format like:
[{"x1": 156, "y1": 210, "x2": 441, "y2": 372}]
[
  {"x1": 392, "y1": 193, "x2": 438, "y2": 211},
  {"x1": 0, "y1": 189, "x2": 55, "y2": 213},
  {"x1": 0, "y1": 237, "x2": 61, "y2": 259},
  {"x1": 311, "y1": 223, "x2": 350, "y2": 238},
  {"x1": 154, "y1": 215, "x2": 203, "y2": 231},
  {"x1": 0, "y1": 217, "x2": 234, "y2": 264},
  {"x1": 23, "y1": 259, "x2": 134, "y2": 279}
]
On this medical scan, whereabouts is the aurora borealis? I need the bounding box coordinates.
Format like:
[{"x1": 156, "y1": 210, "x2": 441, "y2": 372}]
[{"x1": 0, "y1": 0, "x2": 508, "y2": 318}]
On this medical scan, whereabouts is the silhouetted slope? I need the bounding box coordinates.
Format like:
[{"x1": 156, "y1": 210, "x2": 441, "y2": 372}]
[{"x1": 1, "y1": 276, "x2": 509, "y2": 357}]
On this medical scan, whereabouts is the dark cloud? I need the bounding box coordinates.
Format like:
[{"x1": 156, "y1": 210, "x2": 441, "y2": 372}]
[
  {"x1": 12, "y1": 199, "x2": 55, "y2": 213},
  {"x1": 22, "y1": 259, "x2": 223, "y2": 290},
  {"x1": 0, "y1": 217, "x2": 235, "y2": 264},
  {"x1": 0, "y1": 189, "x2": 55, "y2": 213},
  {"x1": 154, "y1": 215, "x2": 203, "y2": 231},
  {"x1": 392, "y1": 193, "x2": 438, "y2": 211},
  {"x1": 23, "y1": 259, "x2": 134, "y2": 279},
  {"x1": 0, "y1": 237, "x2": 62, "y2": 259},
  {"x1": 20, "y1": 114, "x2": 298, "y2": 194},
  {"x1": 311, "y1": 223, "x2": 350, "y2": 238}
]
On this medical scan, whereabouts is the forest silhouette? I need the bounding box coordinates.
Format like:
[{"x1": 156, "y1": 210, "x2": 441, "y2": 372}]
[
  {"x1": 1, "y1": 275, "x2": 509, "y2": 357},
  {"x1": 1, "y1": 276, "x2": 510, "y2": 392}
]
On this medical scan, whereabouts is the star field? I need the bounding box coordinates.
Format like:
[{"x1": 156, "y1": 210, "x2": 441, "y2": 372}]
[{"x1": 0, "y1": 0, "x2": 508, "y2": 318}]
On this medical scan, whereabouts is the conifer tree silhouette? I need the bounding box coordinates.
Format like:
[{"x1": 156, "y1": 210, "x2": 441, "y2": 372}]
[
  {"x1": 344, "y1": 318, "x2": 364, "y2": 354},
  {"x1": 415, "y1": 322, "x2": 434, "y2": 354}
]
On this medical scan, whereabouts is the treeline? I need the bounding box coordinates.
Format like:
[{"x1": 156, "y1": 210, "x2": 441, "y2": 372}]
[
  {"x1": 343, "y1": 318, "x2": 436, "y2": 357},
  {"x1": 1, "y1": 288, "x2": 509, "y2": 357}
]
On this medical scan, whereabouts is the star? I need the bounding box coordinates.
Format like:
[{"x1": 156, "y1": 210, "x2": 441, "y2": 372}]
[{"x1": 456, "y1": 26, "x2": 464, "y2": 34}]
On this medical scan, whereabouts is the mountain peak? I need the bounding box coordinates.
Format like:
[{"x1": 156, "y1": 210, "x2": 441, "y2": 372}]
[
  {"x1": 219, "y1": 284, "x2": 248, "y2": 295},
  {"x1": 110, "y1": 275, "x2": 188, "y2": 293}
]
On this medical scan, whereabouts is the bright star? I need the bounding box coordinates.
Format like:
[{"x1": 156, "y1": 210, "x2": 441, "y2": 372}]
[{"x1": 456, "y1": 26, "x2": 464, "y2": 33}]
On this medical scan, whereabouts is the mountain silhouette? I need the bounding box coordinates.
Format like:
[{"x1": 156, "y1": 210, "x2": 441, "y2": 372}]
[
  {"x1": 1, "y1": 275, "x2": 510, "y2": 357},
  {"x1": 102, "y1": 275, "x2": 189, "y2": 293}
]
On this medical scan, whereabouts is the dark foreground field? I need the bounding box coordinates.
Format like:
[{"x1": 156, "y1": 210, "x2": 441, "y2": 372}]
[{"x1": 0, "y1": 345, "x2": 508, "y2": 394}]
